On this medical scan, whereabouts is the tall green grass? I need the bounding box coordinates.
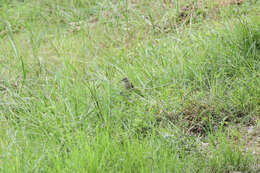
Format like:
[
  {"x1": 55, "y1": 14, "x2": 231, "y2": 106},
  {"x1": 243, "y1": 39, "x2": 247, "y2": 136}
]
[{"x1": 0, "y1": 0, "x2": 260, "y2": 172}]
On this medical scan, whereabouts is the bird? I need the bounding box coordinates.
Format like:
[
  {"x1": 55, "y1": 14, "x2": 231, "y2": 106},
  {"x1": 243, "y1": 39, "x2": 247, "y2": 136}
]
[
  {"x1": 122, "y1": 77, "x2": 134, "y2": 90},
  {"x1": 121, "y1": 77, "x2": 144, "y2": 97}
]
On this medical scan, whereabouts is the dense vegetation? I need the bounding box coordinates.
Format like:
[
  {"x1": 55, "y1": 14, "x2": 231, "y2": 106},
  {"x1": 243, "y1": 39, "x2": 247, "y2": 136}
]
[{"x1": 0, "y1": 0, "x2": 260, "y2": 172}]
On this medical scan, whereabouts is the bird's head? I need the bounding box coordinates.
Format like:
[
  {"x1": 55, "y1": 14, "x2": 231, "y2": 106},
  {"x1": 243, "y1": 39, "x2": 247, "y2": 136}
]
[{"x1": 122, "y1": 77, "x2": 129, "y2": 82}]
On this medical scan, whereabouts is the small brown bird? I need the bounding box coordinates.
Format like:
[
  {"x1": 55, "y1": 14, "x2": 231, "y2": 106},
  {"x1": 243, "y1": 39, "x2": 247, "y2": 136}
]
[
  {"x1": 121, "y1": 77, "x2": 143, "y2": 97},
  {"x1": 122, "y1": 77, "x2": 134, "y2": 90}
]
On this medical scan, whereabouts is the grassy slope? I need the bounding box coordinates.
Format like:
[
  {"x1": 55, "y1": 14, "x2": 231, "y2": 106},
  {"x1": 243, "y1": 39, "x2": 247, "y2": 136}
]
[{"x1": 0, "y1": 0, "x2": 260, "y2": 172}]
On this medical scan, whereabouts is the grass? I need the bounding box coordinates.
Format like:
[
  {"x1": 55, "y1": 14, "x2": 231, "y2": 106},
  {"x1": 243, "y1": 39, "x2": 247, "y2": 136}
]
[{"x1": 0, "y1": 0, "x2": 260, "y2": 172}]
